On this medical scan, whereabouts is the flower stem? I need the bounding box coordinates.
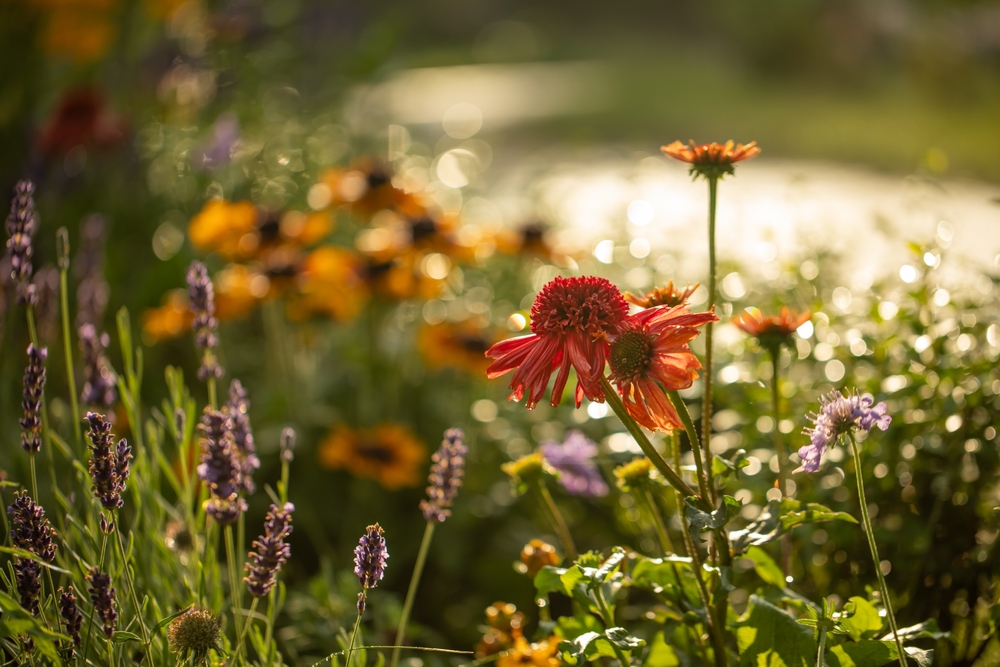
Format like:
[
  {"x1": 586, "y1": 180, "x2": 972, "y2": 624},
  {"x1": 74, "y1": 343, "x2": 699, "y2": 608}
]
[
  {"x1": 641, "y1": 487, "x2": 674, "y2": 555},
  {"x1": 82, "y1": 533, "x2": 109, "y2": 665},
  {"x1": 600, "y1": 376, "x2": 698, "y2": 501},
  {"x1": 116, "y1": 523, "x2": 154, "y2": 665},
  {"x1": 58, "y1": 264, "x2": 83, "y2": 451},
  {"x1": 224, "y1": 524, "x2": 246, "y2": 663},
  {"x1": 594, "y1": 588, "x2": 630, "y2": 667},
  {"x1": 264, "y1": 589, "x2": 277, "y2": 665},
  {"x1": 770, "y1": 350, "x2": 791, "y2": 576},
  {"x1": 816, "y1": 625, "x2": 827, "y2": 667},
  {"x1": 666, "y1": 390, "x2": 713, "y2": 508},
  {"x1": 345, "y1": 606, "x2": 364, "y2": 667},
  {"x1": 237, "y1": 597, "x2": 260, "y2": 653},
  {"x1": 535, "y1": 482, "x2": 577, "y2": 561},
  {"x1": 701, "y1": 175, "x2": 719, "y2": 505},
  {"x1": 848, "y1": 433, "x2": 906, "y2": 667},
  {"x1": 391, "y1": 521, "x2": 436, "y2": 667}
]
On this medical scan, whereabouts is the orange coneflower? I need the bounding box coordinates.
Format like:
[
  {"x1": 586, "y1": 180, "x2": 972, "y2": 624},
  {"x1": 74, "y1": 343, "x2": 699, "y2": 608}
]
[
  {"x1": 319, "y1": 160, "x2": 426, "y2": 219},
  {"x1": 476, "y1": 602, "x2": 525, "y2": 659},
  {"x1": 608, "y1": 305, "x2": 718, "y2": 431},
  {"x1": 625, "y1": 281, "x2": 699, "y2": 309},
  {"x1": 732, "y1": 306, "x2": 811, "y2": 353},
  {"x1": 418, "y1": 320, "x2": 496, "y2": 375},
  {"x1": 496, "y1": 636, "x2": 561, "y2": 667},
  {"x1": 661, "y1": 140, "x2": 760, "y2": 180},
  {"x1": 188, "y1": 199, "x2": 259, "y2": 259},
  {"x1": 486, "y1": 276, "x2": 629, "y2": 410},
  {"x1": 286, "y1": 246, "x2": 368, "y2": 321},
  {"x1": 318, "y1": 423, "x2": 426, "y2": 490},
  {"x1": 141, "y1": 290, "x2": 193, "y2": 344}
]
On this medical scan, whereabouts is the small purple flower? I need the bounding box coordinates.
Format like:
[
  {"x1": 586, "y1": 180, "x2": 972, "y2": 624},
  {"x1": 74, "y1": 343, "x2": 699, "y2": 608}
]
[
  {"x1": 5, "y1": 180, "x2": 38, "y2": 305},
  {"x1": 244, "y1": 502, "x2": 294, "y2": 598},
  {"x1": 193, "y1": 113, "x2": 240, "y2": 171},
  {"x1": 197, "y1": 407, "x2": 246, "y2": 526},
  {"x1": 353, "y1": 523, "x2": 388, "y2": 614},
  {"x1": 20, "y1": 344, "x2": 47, "y2": 453},
  {"x1": 7, "y1": 490, "x2": 57, "y2": 563},
  {"x1": 85, "y1": 412, "x2": 130, "y2": 509},
  {"x1": 186, "y1": 261, "x2": 223, "y2": 382},
  {"x1": 797, "y1": 389, "x2": 892, "y2": 473},
  {"x1": 227, "y1": 379, "x2": 260, "y2": 494},
  {"x1": 87, "y1": 567, "x2": 117, "y2": 638},
  {"x1": 78, "y1": 324, "x2": 117, "y2": 408},
  {"x1": 541, "y1": 431, "x2": 609, "y2": 498},
  {"x1": 420, "y1": 428, "x2": 467, "y2": 523}
]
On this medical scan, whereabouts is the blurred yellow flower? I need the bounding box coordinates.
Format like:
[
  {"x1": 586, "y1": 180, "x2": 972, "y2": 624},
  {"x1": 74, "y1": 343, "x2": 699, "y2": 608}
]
[
  {"x1": 141, "y1": 289, "x2": 192, "y2": 344},
  {"x1": 318, "y1": 424, "x2": 426, "y2": 489},
  {"x1": 188, "y1": 199, "x2": 259, "y2": 259},
  {"x1": 286, "y1": 246, "x2": 367, "y2": 321},
  {"x1": 214, "y1": 264, "x2": 268, "y2": 320},
  {"x1": 418, "y1": 320, "x2": 495, "y2": 375},
  {"x1": 497, "y1": 637, "x2": 561, "y2": 667},
  {"x1": 319, "y1": 160, "x2": 425, "y2": 218}
]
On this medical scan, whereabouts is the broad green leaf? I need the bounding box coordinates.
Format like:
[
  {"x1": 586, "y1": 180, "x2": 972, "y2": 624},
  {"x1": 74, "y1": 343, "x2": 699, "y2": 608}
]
[
  {"x1": 605, "y1": 627, "x2": 646, "y2": 650},
  {"x1": 888, "y1": 619, "x2": 953, "y2": 644},
  {"x1": 560, "y1": 566, "x2": 586, "y2": 595},
  {"x1": 559, "y1": 631, "x2": 602, "y2": 660},
  {"x1": 730, "y1": 499, "x2": 857, "y2": 554},
  {"x1": 827, "y1": 641, "x2": 932, "y2": 667},
  {"x1": 736, "y1": 595, "x2": 816, "y2": 667},
  {"x1": 589, "y1": 548, "x2": 626, "y2": 590},
  {"x1": 685, "y1": 495, "x2": 742, "y2": 542},
  {"x1": 644, "y1": 631, "x2": 680, "y2": 667},
  {"x1": 837, "y1": 597, "x2": 883, "y2": 642},
  {"x1": 712, "y1": 449, "x2": 749, "y2": 482},
  {"x1": 534, "y1": 566, "x2": 569, "y2": 598},
  {"x1": 744, "y1": 546, "x2": 785, "y2": 587},
  {"x1": 0, "y1": 547, "x2": 71, "y2": 574},
  {"x1": 556, "y1": 614, "x2": 603, "y2": 640},
  {"x1": 781, "y1": 504, "x2": 858, "y2": 530}
]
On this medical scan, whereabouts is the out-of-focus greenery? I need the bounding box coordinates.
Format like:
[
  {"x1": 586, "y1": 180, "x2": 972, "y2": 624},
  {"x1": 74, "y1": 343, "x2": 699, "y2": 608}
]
[{"x1": 1, "y1": 1, "x2": 999, "y2": 665}]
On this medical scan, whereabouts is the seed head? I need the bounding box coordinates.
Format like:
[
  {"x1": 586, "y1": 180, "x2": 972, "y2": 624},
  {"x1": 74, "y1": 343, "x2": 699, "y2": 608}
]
[
  {"x1": 78, "y1": 324, "x2": 117, "y2": 408},
  {"x1": 15, "y1": 558, "x2": 41, "y2": 616},
  {"x1": 168, "y1": 607, "x2": 223, "y2": 665},
  {"x1": 5, "y1": 180, "x2": 38, "y2": 305},
  {"x1": 186, "y1": 260, "x2": 223, "y2": 381}
]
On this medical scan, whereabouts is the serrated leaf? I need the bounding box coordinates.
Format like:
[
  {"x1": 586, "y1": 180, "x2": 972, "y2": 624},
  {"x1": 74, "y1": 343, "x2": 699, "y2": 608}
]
[
  {"x1": 589, "y1": 548, "x2": 626, "y2": 590},
  {"x1": 730, "y1": 499, "x2": 857, "y2": 554},
  {"x1": 684, "y1": 495, "x2": 742, "y2": 542},
  {"x1": 559, "y1": 631, "x2": 602, "y2": 660},
  {"x1": 605, "y1": 627, "x2": 645, "y2": 650},
  {"x1": 744, "y1": 546, "x2": 785, "y2": 587},
  {"x1": 837, "y1": 597, "x2": 883, "y2": 642},
  {"x1": 712, "y1": 449, "x2": 749, "y2": 482},
  {"x1": 736, "y1": 595, "x2": 816, "y2": 667}
]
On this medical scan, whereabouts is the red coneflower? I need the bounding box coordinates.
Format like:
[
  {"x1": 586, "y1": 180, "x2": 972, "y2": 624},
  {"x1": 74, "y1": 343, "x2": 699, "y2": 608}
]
[
  {"x1": 661, "y1": 140, "x2": 760, "y2": 180},
  {"x1": 607, "y1": 305, "x2": 717, "y2": 431},
  {"x1": 625, "y1": 281, "x2": 699, "y2": 309},
  {"x1": 486, "y1": 276, "x2": 628, "y2": 409},
  {"x1": 732, "y1": 306, "x2": 811, "y2": 353}
]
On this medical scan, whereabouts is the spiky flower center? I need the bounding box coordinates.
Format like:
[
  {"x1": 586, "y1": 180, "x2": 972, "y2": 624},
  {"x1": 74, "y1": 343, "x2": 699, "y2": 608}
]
[
  {"x1": 530, "y1": 276, "x2": 628, "y2": 337},
  {"x1": 168, "y1": 608, "x2": 223, "y2": 661},
  {"x1": 609, "y1": 328, "x2": 654, "y2": 380}
]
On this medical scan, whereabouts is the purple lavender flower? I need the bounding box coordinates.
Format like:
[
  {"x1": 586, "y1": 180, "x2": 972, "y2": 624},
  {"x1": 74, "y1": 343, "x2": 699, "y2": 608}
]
[
  {"x1": 227, "y1": 379, "x2": 260, "y2": 494},
  {"x1": 540, "y1": 431, "x2": 609, "y2": 498},
  {"x1": 15, "y1": 558, "x2": 41, "y2": 616},
  {"x1": 75, "y1": 214, "x2": 109, "y2": 328},
  {"x1": 5, "y1": 180, "x2": 38, "y2": 305},
  {"x1": 58, "y1": 586, "x2": 83, "y2": 659},
  {"x1": 7, "y1": 490, "x2": 57, "y2": 563},
  {"x1": 186, "y1": 261, "x2": 223, "y2": 381},
  {"x1": 87, "y1": 567, "x2": 117, "y2": 638},
  {"x1": 193, "y1": 113, "x2": 240, "y2": 171},
  {"x1": 85, "y1": 412, "x2": 130, "y2": 509},
  {"x1": 197, "y1": 407, "x2": 246, "y2": 525},
  {"x1": 244, "y1": 502, "x2": 294, "y2": 597},
  {"x1": 19, "y1": 344, "x2": 47, "y2": 453},
  {"x1": 797, "y1": 389, "x2": 892, "y2": 473},
  {"x1": 354, "y1": 523, "x2": 388, "y2": 613},
  {"x1": 78, "y1": 324, "x2": 117, "y2": 408},
  {"x1": 420, "y1": 428, "x2": 468, "y2": 523}
]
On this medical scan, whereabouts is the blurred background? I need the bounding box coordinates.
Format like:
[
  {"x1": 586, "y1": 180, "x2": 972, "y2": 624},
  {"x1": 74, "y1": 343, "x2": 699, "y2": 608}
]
[{"x1": 1, "y1": 1, "x2": 1000, "y2": 664}]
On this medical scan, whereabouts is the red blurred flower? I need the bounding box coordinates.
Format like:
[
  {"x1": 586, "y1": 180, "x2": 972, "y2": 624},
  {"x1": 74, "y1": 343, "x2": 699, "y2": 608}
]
[
  {"x1": 486, "y1": 276, "x2": 628, "y2": 409},
  {"x1": 732, "y1": 306, "x2": 811, "y2": 352},
  {"x1": 37, "y1": 87, "x2": 126, "y2": 155},
  {"x1": 608, "y1": 305, "x2": 718, "y2": 431},
  {"x1": 661, "y1": 140, "x2": 760, "y2": 180}
]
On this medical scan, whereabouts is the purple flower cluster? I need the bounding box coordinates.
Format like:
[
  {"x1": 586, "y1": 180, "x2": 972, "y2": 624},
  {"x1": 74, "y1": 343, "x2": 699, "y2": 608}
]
[
  {"x1": 5, "y1": 180, "x2": 38, "y2": 305},
  {"x1": 87, "y1": 567, "x2": 117, "y2": 638},
  {"x1": 227, "y1": 379, "x2": 260, "y2": 494},
  {"x1": 19, "y1": 344, "x2": 47, "y2": 453},
  {"x1": 78, "y1": 324, "x2": 117, "y2": 408},
  {"x1": 7, "y1": 491, "x2": 57, "y2": 563},
  {"x1": 58, "y1": 586, "x2": 83, "y2": 659},
  {"x1": 797, "y1": 389, "x2": 892, "y2": 473},
  {"x1": 186, "y1": 260, "x2": 223, "y2": 381},
  {"x1": 75, "y1": 214, "x2": 109, "y2": 328},
  {"x1": 354, "y1": 523, "x2": 388, "y2": 613},
  {"x1": 197, "y1": 407, "x2": 247, "y2": 525},
  {"x1": 420, "y1": 428, "x2": 468, "y2": 523},
  {"x1": 541, "y1": 431, "x2": 609, "y2": 497},
  {"x1": 15, "y1": 558, "x2": 42, "y2": 616},
  {"x1": 85, "y1": 412, "x2": 132, "y2": 510},
  {"x1": 244, "y1": 502, "x2": 294, "y2": 597}
]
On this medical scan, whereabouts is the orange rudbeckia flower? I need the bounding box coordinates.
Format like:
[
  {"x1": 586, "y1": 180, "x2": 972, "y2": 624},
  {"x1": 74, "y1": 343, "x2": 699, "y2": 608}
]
[
  {"x1": 732, "y1": 306, "x2": 811, "y2": 352},
  {"x1": 661, "y1": 140, "x2": 760, "y2": 180}
]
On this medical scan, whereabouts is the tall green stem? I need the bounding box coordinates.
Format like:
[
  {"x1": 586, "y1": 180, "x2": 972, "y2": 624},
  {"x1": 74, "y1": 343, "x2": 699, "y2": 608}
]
[
  {"x1": 848, "y1": 433, "x2": 906, "y2": 667},
  {"x1": 116, "y1": 525, "x2": 153, "y2": 665},
  {"x1": 666, "y1": 390, "x2": 713, "y2": 507},
  {"x1": 594, "y1": 588, "x2": 630, "y2": 667},
  {"x1": 600, "y1": 376, "x2": 698, "y2": 501},
  {"x1": 225, "y1": 525, "x2": 246, "y2": 664},
  {"x1": 535, "y1": 482, "x2": 577, "y2": 561},
  {"x1": 59, "y1": 267, "x2": 83, "y2": 450},
  {"x1": 701, "y1": 175, "x2": 719, "y2": 505},
  {"x1": 345, "y1": 607, "x2": 364, "y2": 667},
  {"x1": 391, "y1": 521, "x2": 436, "y2": 667},
  {"x1": 641, "y1": 487, "x2": 674, "y2": 555},
  {"x1": 770, "y1": 350, "x2": 791, "y2": 576}
]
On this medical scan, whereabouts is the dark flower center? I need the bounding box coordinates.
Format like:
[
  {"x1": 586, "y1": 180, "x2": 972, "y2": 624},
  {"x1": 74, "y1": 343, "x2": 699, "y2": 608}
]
[
  {"x1": 609, "y1": 327, "x2": 653, "y2": 380},
  {"x1": 357, "y1": 441, "x2": 396, "y2": 464}
]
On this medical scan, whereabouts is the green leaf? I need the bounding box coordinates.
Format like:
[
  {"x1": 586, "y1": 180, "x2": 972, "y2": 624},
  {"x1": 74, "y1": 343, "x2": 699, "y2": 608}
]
[
  {"x1": 605, "y1": 627, "x2": 645, "y2": 651},
  {"x1": 153, "y1": 605, "x2": 193, "y2": 634},
  {"x1": 534, "y1": 566, "x2": 569, "y2": 598},
  {"x1": 111, "y1": 631, "x2": 143, "y2": 643},
  {"x1": 589, "y1": 548, "x2": 626, "y2": 590},
  {"x1": 684, "y1": 495, "x2": 742, "y2": 542},
  {"x1": 837, "y1": 597, "x2": 883, "y2": 642},
  {"x1": 888, "y1": 619, "x2": 953, "y2": 644},
  {"x1": 736, "y1": 595, "x2": 816, "y2": 667},
  {"x1": 826, "y1": 641, "x2": 932, "y2": 667},
  {"x1": 730, "y1": 499, "x2": 857, "y2": 554},
  {"x1": 712, "y1": 449, "x2": 749, "y2": 483},
  {"x1": 744, "y1": 546, "x2": 786, "y2": 587},
  {"x1": 559, "y1": 631, "x2": 602, "y2": 661},
  {"x1": 644, "y1": 631, "x2": 680, "y2": 667},
  {"x1": 556, "y1": 614, "x2": 604, "y2": 640},
  {"x1": 0, "y1": 547, "x2": 71, "y2": 574}
]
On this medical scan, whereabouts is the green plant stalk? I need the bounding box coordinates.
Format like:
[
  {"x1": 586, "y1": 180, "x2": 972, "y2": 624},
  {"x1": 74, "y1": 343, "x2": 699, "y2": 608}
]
[
  {"x1": 82, "y1": 533, "x2": 109, "y2": 665},
  {"x1": 344, "y1": 605, "x2": 365, "y2": 667},
  {"x1": 225, "y1": 524, "x2": 246, "y2": 664},
  {"x1": 237, "y1": 597, "x2": 260, "y2": 652},
  {"x1": 390, "y1": 520, "x2": 436, "y2": 667},
  {"x1": 770, "y1": 350, "x2": 792, "y2": 576},
  {"x1": 700, "y1": 175, "x2": 719, "y2": 505},
  {"x1": 535, "y1": 482, "x2": 577, "y2": 561},
  {"x1": 816, "y1": 625, "x2": 827, "y2": 667},
  {"x1": 848, "y1": 433, "x2": 906, "y2": 667},
  {"x1": 116, "y1": 524, "x2": 154, "y2": 665},
  {"x1": 641, "y1": 487, "x2": 674, "y2": 555},
  {"x1": 59, "y1": 266, "x2": 83, "y2": 450},
  {"x1": 666, "y1": 390, "x2": 713, "y2": 508},
  {"x1": 669, "y1": 408, "x2": 728, "y2": 667},
  {"x1": 264, "y1": 588, "x2": 277, "y2": 665},
  {"x1": 594, "y1": 587, "x2": 630, "y2": 667},
  {"x1": 207, "y1": 373, "x2": 217, "y2": 410},
  {"x1": 26, "y1": 306, "x2": 60, "y2": 501},
  {"x1": 600, "y1": 376, "x2": 698, "y2": 501}
]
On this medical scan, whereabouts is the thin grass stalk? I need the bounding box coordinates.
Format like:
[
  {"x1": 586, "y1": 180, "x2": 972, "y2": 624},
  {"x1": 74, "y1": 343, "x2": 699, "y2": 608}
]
[
  {"x1": 534, "y1": 482, "x2": 576, "y2": 561},
  {"x1": 264, "y1": 588, "x2": 277, "y2": 665},
  {"x1": 600, "y1": 376, "x2": 698, "y2": 500},
  {"x1": 115, "y1": 525, "x2": 153, "y2": 665},
  {"x1": 390, "y1": 521, "x2": 436, "y2": 667},
  {"x1": 700, "y1": 175, "x2": 719, "y2": 505},
  {"x1": 344, "y1": 609, "x2": 364, "y2": 667},
  {"x1": 848, "y1": 433, "x2": 906, "y2": 667},
  {"x1": 58, "y1": 267, "x2": 83, "y2": 451},
  {"x1": 225, "y1": 524, "x2": 246, "y2": 663},
  {"x1": 81, "y1": 533, "x2": 108, "y2": 664},
  {"x1": 594, "y1": 587, "x2": 630, "y2": 667},
  {"x1": 237, "y1": 596, "x2": 260, "y2": 653},
  {"x1": 770, "y1": 351, "x2": 791, "y2": 575},
  {"x1": 640, "y1": 487, "x2": 674, "y2": 555}
]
